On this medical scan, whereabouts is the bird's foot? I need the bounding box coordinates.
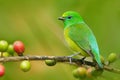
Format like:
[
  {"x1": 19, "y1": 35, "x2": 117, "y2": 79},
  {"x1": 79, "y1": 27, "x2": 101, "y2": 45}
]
[
  {"x1": 81, "y1": 57, "x2": 86, "y2": 64},
  {"x1": 68, "y1": 56, "x2": 72, "y2": 64},
  {"x1": 68, "y1": 52, "x2": 80, "y2": 63}
]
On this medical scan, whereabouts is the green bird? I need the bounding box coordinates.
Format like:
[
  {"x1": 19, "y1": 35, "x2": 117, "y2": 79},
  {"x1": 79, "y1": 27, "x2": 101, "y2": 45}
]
[{"x1": 58, "y1": 11, "x2": 103, "y2": 68}]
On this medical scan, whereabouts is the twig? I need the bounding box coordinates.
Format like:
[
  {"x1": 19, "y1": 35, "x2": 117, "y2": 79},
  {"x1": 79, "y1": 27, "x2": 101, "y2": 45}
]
[
  {"x1": 0, "y1": 55, "x2": 119, "y2": 74},
  {"x1": 104, "y1": 66, "x2": 120, "y2": 74}
]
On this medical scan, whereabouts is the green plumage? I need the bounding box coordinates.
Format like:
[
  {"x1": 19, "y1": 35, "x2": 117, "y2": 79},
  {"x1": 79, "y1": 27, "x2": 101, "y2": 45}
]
[{"x1": 59, "y1": 11, "x2": 103, "y2": 68}]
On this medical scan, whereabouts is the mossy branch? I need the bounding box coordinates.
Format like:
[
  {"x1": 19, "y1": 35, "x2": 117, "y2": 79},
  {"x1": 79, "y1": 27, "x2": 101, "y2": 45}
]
[{"x1": 0, "y1": 55, "x2": 119, "y2": 74}]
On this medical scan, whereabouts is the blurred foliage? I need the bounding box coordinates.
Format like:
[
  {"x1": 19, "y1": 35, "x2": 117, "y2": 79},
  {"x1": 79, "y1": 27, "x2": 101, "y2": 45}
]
[{"x1": 0, "y1": 0, "x2": 120, "y2": 80}]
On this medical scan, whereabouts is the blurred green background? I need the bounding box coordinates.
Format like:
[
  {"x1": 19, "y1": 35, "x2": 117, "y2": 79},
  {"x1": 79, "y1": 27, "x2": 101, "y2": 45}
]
[{"x1": 0, "y1": 0, "x2": 120, "y2": 80}]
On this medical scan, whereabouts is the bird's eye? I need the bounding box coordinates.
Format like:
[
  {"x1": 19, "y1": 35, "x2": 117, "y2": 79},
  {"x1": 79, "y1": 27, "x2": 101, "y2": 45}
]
[{"x1": 67, "y1": 16, "x2": 72, "y2": 19}]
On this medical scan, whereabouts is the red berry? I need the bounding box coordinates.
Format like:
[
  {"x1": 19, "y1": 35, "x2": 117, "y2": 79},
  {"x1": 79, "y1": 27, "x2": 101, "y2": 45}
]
[
  {"x1": 13, "y1": 41, "x2": 25, "y2": 56},
  {"x1": 0, "y1": 65, "x2": 5, "y2": 77},
  {"x1": 86, "y1": 67, "x2": 95, "y2": 78}
]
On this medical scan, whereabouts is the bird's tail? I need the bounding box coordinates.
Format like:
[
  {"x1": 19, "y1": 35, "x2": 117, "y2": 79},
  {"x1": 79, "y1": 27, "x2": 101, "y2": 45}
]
[{"x1": 94, "y1": 54, "x2": 103, "y2": 69}]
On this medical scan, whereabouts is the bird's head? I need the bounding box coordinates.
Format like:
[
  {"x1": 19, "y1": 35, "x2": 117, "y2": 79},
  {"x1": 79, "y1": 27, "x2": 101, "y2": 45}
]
[{"x1": 58, "y1": 11, "x2": 84, "y2": 27}]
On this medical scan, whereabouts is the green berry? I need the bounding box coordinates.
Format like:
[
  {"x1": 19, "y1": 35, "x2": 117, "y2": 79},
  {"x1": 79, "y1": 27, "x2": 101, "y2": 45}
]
[
  {"x1": 72, "y1": 69, "x2": 80, "y2": 78},
  {"x1": 92, "y1": 69, "x2": 103, "y2": 77},
  {"x1": 108, "y1": 53, "x2": 117, "y2": 63},
  {"x1": 100, "y1": 55, "x2": 105, "y2": 64},
  {"x1": 3, "y1": 52, "x2": 10, "y2": 57},
  {"x1": 77, "y1": 67, "x2": 87, "y2": 78},
  {"x1": 20, "y1": 60, "x2": 31, "y2": 72},
  {"x1": 7, "y1": 44, "x2": 14, "y2": 56},
  {"x1": 0, "y1": 52, "x2": 10, "y2": 58},
  {"x1": 45, "y1": 60, "x2": 56, "y2": 66},
  {"x1": 0, "y1": 40, "x2": 8, "y2": 52}
]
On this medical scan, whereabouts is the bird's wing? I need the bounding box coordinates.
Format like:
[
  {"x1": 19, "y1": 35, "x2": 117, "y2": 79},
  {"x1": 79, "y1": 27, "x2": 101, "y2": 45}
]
[
  {"x1": 68, "y1": 23, "x2": 103, "y2": 68},
  {"x1": 68, "y1": 23, "x2": 99, "y2": 57}
]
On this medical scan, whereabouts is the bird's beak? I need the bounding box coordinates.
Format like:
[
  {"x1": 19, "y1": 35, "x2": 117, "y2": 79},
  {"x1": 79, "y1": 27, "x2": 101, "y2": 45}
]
[{"x1": 58, "y1": 17, "x2": 65, "y2": 21}]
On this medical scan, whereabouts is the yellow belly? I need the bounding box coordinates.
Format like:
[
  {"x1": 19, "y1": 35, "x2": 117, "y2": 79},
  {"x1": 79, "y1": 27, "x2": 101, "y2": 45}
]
[{"x1": 64, "y1": 28, "x2": 89, "y2": 56}]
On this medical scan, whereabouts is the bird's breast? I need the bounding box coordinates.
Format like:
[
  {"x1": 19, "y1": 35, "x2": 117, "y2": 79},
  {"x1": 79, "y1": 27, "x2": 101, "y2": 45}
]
[{"x1": 64, "y1": 28, "x2": 89, "y2": 56}]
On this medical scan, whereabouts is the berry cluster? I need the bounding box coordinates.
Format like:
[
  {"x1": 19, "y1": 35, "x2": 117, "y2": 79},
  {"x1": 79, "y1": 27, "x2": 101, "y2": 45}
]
[
  {"x1": 0, "y1": 40, "x2": 118, "y2": 78},
  {"x1": 0, "y1": 40, "x2": 31, "y2": 77},
  {"x1": 44, "y1": 52, "x2": 117, "y2": 79},
  {"x1": 72, "y1": 67, "x2": 103, "y2": 80},
  {"x1": 72, "y1": 53, "x2": 117, "y2": 79}
]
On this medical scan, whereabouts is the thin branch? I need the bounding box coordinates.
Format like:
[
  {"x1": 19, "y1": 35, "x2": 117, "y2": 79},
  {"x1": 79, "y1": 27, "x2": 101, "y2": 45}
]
[
  {"x1": 0, "y1": 56, "x2": 95, "y2": 66},
  {"x1": 104, "y1": 66, "x2": 120, "y2": 74},
  {"x1": 0, "y1": 55, "x2": 119, "y2": 74}
]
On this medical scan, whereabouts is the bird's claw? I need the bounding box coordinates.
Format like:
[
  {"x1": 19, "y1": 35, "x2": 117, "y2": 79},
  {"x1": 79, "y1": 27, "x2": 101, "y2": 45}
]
[
  {"x1": 81, "y1": 57, "x2": 86, "y2": 64},
  {"x1": 68, "y1": 56, "x2": 72, "y2": 64},
  {"x1": 68, "y1": 52, "x2": 80, "y2": 63}
]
